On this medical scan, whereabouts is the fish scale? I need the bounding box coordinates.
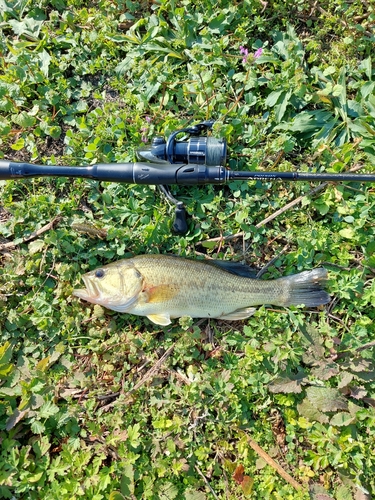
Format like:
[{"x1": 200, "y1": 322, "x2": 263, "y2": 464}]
[{"x1": 73, "y1": 254, "x2": 330, "y2": 326}]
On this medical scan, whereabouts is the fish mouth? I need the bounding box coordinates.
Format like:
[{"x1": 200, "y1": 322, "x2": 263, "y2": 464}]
[{"x1": 73, "y1": 276, "x2": 103, "y2": 304}]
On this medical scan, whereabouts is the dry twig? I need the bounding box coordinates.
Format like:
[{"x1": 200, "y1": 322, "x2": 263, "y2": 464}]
[
  {"x1": 99, "y1": 343, "x2": 176, "y2": 411},
  {"x1": 125, "y1": 343, "x2": 176, "y2": 395},
  {"x1": 0, "y1": 216, "x2": 62, "y2": 252},
  {"x1": 239, "y1": 430, "x2": 304, "y2": 491},
  {"x1": 199, "y1": 163, "x2": 368, "y2": 248},
  {"x1": 199, "y1": 182, "x2": 328, "y2": 246},
  {"x1": 195, "y1": 465, "x2": 220, "y2": 500}
]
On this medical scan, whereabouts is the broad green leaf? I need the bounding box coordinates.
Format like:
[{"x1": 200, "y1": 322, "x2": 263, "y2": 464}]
[
  {"x1": 209, "y1": 11, "x2": 235, "y2": 33},
  {"x1": 144, "y1": 82, "x2": 161, "y2": 101},
  {"x1": 297, "y1": 398, "x2": 329, "y2": 424},
  {"x1": 11, "y1": 111, "x2": 36, "y2": 128},
  {"x1": 268, "y1": 370, "x2": 307, "y2": 394},
  {"x1": 322, "y1": 66, "x2": 336, "y2": 76},
  {"x1": 275, "y1": 90, "x2": 292, "y2": 122},
  {"x1": 241, "y1": 476, "x2": 254, "y2": 496},
  {"x1": 330, "y1": 412, "x2": 356, "y2": 427},
  {"x1": 185, "y1": 490, "x2": 207, "y2": 500},
  {"x1": 0, "y1": 119, "x2": 11, "y2": 135},
  {"x1": 349, "y1": 119, "x2": 375, "y2": 137},
  {"x1": 331, "y1": 84, "x2": 344, "y2": 98},
  {"x1": 335, "y1": 67, "x2": 348, "y2": 118},
  {"x1": 0, "y1": 363, "x2": 13, "y2": 377},
  {"x1": 358, "y1": 56, "x2": 372, "y2": 80},
  {"x1": 0, "y1": 341, "x2": 13, "y2": 365},
  {"x1": 11, "y1": 137, "x2": 25, "y2": 150},
  {"x1": 0, "y1": 386, "x2": 22, "y2": 397},
  {"x1": 311, "y1": 362, "x2": 340, "y2": 381},
  {"x1": 6, "y1": 408, "x2": 27, "y2": 431},
  {"x1": 200, "y1": 240, "x2": 217, "y2": 249},
  {"x1": 27, "y1": 471, "x2": 44, "y2": 483},
  {"x1": 28, "y1": 239, "x2": 45, "y2": 255},
  {"x1": 120, "y1": 465, "x2": 134, "y2": 496},
  {"x1": 339, "y1": 227, "x2": 355, "y2": 239},
  {"x1": 346, "y1": 99, "x2": 364, "y2": 118},
  {"x1": 305, "y1": 387, "x2": 348, "y2": 412},
  {"x1": 105, "y1": 34, "x2": 130, "y2": 43},
  {"x1": 122, "y1": 33, "x2": 142, "y2": 44},
  {"x1": 159, "y1": 482, "x2": 179, "y2": 500},
  {"x1": 276, "y1": 110, "x2": 334, "y2": 134},
  {"x1": 108, "y1": 493, "x2": 125, "y2": 500},
  {"x1": 44, "y1": 124, "x2": 62, "y2": 139},
  {"x1": 337, "y1": 371, "x2": 354, "y2": 389},
  {"x1": 32, "y1": 435, "x2": 51, "y2": 458},
  {"x1": 39, "y1": 400, "x2": 59, "y2": 419},
  {"x1": 336, "y1": 485, "x2": 355, "y2": 500},
  {"x1": 39, "y1": 49, "x2": 51, "y2": 77},
  {"x1": 8, "y1": 16, "x2": 45, "y2": 38},
  {"x1": 36, "y1": 356, "x2": 51, "y2": 372},
  {"x1": 127, "y1": 423, "x2": 141, "y2": 448},
  {"x1": 0, "y1": 0, "x2": 28, "y2": 13},
  {"x1": 265, "y1": 89, "x2": 284, "y2": 108},
  {"x1": 309, "y1": 483, "x2": 335, "y2": 500}
]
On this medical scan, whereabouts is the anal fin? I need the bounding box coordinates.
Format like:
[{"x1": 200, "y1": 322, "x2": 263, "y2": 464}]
[{"x1": 219, "y1": 307, "x2": 256, "y2": 321}]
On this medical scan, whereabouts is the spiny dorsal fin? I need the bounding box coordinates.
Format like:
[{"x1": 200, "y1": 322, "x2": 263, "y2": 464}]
[
  {"x1": 162, "y1": 253, "x2": 259, "y2": 278},
  {"x1": 208, "y1": 260, "x2": 259, "y2": 278}
]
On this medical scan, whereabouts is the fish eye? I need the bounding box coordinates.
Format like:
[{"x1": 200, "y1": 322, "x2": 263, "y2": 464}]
[{"x1": 95, "y1": 269, "x2": 105, "y2": 279}]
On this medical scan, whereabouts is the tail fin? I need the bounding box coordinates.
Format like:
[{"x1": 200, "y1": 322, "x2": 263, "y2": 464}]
[{"x1": 281, "y1": 268, "x2": 330, "y2": 307}]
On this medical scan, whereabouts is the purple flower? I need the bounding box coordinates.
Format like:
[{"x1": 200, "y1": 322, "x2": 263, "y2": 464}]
[
  {"x1": 239, "y1": 45, "x2": 249, "y2": 63},
  {"x1": 239, "y1": 45, "x2": 263, "y2": 64}
]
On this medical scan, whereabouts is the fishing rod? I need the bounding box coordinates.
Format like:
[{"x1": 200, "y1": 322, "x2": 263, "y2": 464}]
[{"x1": 1, "y1": 120, "x2": 374, "y2": 233}]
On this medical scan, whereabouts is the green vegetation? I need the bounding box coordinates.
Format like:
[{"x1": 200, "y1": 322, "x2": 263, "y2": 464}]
[{"x1": 0, "y1": 0, "x2": 374, "y2": 498}]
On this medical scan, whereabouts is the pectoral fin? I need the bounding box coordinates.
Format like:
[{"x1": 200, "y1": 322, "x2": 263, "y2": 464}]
[
  {"x1": 219, "y1": 307, "x2": 256, "y2": 321},
  {"x1": 147, "y1": 313, "x2": 172, "y2": 326},
  {"x1": 139, "y1": 285, "x2": 176, "y2": 324}
]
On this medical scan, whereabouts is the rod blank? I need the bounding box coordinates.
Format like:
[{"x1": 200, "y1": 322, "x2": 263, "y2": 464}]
[{"x1": 0, "y1": 159, "x2": 374, "y2": 186}]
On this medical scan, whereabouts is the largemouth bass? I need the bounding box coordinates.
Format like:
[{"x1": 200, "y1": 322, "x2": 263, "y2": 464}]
[{"x1": 73, "y1": 254, "x2": 330, "y2": 326}]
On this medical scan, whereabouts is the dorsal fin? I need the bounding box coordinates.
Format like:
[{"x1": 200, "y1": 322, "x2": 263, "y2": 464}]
[
  {"x1": 208, "y1": 259, "x2": 259, "y2": 278},
  {"x1": 162, "y1": 253, "x2": 259, "y2": 278}
]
